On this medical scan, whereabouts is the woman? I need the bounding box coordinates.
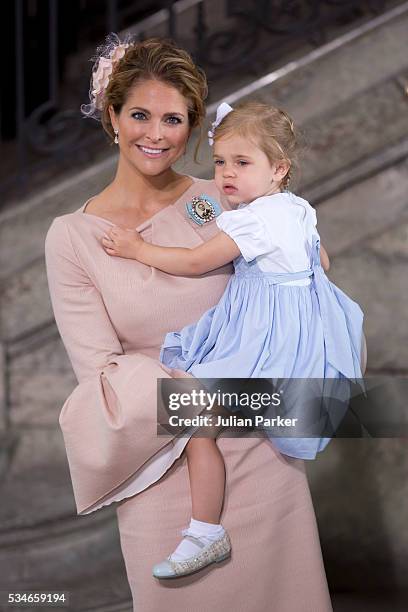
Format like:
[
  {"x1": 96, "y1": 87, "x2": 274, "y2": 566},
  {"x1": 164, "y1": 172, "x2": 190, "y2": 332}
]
[{"x1": 45, "y1": 36, "x2": 333, "y2": 611}]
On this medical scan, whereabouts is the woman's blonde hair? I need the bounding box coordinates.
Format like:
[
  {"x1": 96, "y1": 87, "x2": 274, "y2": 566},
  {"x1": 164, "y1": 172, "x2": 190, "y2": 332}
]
[
  {"x1": 214, "y1": 101, "x2": 299, "y2": 189},
  {"x1": 101, "y1": 38, "x2": 208, "y2": 159}
]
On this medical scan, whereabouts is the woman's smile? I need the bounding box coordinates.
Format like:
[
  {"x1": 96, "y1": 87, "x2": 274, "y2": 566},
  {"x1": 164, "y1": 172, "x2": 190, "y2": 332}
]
[{"x1": 136, "y1": 144, "x2": 170, "y2": 158}]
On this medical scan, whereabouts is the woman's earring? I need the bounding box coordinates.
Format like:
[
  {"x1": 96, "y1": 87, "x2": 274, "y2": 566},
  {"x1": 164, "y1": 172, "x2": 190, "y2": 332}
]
[{"x1": 114, "y1": 129, "x2": 119, "y2": 145}]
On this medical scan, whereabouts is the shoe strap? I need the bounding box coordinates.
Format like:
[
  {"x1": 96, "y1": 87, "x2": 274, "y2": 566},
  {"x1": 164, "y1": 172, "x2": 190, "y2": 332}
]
[{"x1": 181, "y1": 529, "x2": 206, "y2": 548}]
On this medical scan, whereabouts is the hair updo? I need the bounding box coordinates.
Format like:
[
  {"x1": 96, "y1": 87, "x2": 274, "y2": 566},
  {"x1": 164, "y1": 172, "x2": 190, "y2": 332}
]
[
  {"x1": 213, "y1": 101, "x2": 299, "y2": 190},
  {"x1": 92, "y1": 37, "x2": 208, "y2": 143}
]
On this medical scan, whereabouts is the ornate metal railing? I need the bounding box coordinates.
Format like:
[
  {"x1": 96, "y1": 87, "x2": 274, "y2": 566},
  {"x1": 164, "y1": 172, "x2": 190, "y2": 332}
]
[
  {"x1": 2, "y1": 0, "x2": 388, "y2": 204},
  {"x1": 200, "y1": 0, "x2": 387, "y2": 67}
]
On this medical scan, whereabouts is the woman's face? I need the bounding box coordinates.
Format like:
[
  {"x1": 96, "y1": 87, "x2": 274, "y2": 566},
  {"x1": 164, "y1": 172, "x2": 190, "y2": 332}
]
[{"x1": 109, "y1": 79, "x2": 191, "y2": 176}]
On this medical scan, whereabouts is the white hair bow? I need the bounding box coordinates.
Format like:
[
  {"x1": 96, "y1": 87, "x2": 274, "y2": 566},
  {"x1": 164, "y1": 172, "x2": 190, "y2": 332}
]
[{"x1": 208, "y1": 102, "x2": 234, "y2": 146}]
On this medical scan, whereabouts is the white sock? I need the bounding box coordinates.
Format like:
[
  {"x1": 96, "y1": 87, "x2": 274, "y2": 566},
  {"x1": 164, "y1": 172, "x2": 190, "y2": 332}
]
[
  {"x1": 169, "y1": 518, "x2": 225, "y2": 562},
  {"x1": 189, "y1": 518, "x2": 225, "y2": 540}
]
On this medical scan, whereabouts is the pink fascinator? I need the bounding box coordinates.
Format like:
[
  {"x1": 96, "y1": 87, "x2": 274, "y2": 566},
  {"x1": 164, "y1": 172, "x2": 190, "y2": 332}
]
[
  {"x1": 81, "y1": 33, "x2": 132, "y2": 120},
  {"x1": 208, "y1": 102, "x2": 234, "y2": 146}
]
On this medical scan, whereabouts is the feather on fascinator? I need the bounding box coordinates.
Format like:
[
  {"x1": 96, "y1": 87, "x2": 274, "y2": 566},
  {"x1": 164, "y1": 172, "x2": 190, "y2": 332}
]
[{"x1": 81, "y1": 33, "x2": 133, "y2": 120}]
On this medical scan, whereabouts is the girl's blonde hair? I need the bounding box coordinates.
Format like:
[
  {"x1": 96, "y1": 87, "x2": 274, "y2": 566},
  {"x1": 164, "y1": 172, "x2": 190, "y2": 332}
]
[
  {"x1": 101, "y1": 38, "x2": 208, "y2": 159},
  {"x1": 213, "y1": 101, "x2": 299, "y2": 189}
]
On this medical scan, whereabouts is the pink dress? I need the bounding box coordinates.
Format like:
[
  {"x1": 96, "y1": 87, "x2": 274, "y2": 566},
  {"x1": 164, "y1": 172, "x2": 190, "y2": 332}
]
[{"x1": 45, "y1": 177, "x2": 332, "y2": 611}]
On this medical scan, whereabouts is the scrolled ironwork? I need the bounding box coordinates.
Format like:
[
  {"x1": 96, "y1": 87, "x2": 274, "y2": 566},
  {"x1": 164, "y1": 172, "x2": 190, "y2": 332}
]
[
  {"x1": 25, "y1": 101, "x2": 84, "y2": 156},
  {"x1": 202, "y1": 0, "x2": 386, "y2": 70},
  {"x1": 203, "y1": 23, "x2": 259, "y2": 68},
  {"x1": 232, "y1": 0, "x2": 321, "y2": 35},
  {"x1": 204, "y1": 0, "x2": 321, "y2": 67}
]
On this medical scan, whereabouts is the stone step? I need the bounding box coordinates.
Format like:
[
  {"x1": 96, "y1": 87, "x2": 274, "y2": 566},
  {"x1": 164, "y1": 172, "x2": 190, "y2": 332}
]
[
  {"x1": 0, "y1": 447, "x2": 133, "y2": 609},
  {"x1": 0, "y1": 506, "x2": 123, "y2": 583},
  {"x1": 0, "y1": 425, "x2": 128, "y2": 586},
  {"x1": 1, "y1": 2, "x2": 407, "y2": 282},
  {"x1": 0, "y1": 336, "x2": 127, "y2": 592},
  {"x1": 0, "y1": 156, "x2": 117, "y2": 284},
  {"x1": 0, "y1": 549, "x2": 132, "y2": 612},
  {"x1": 4, "y1": 332, "x2": 74, "y2": 433},
  {"x1": 307, "y1": 436, "x2": 408, "y2": 593}
]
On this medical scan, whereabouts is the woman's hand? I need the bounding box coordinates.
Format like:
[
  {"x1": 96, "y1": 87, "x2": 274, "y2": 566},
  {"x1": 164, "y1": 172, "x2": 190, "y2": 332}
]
[{"x1": 102, "y1": 226, "x2": 144, "y2": 260}]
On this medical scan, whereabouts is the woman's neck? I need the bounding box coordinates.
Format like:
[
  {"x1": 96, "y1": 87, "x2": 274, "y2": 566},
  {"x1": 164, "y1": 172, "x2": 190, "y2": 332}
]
[{"x1": 107, "y1": 156, "x2": 186, "y2": 210}]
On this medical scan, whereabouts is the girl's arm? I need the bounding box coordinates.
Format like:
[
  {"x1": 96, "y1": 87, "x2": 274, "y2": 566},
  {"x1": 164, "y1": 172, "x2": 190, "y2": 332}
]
[
  {"x1": 102, "y1": 226, "x2": 240, "y2": 276},
  {"x1": 102, "y1": 226, "x2": 330, "y2": 274},
  {"x1": 320, "y1": 244, "x2": 330, "y2": 271}
]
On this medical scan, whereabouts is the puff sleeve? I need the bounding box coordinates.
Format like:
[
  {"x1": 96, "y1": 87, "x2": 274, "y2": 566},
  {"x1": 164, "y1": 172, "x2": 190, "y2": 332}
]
[
  {"x1": 305, "y1": 205, "x2": 318, "y2": 242},
  {"x1": 216, "y1": 208, "x2": 271, "y2": 262}
]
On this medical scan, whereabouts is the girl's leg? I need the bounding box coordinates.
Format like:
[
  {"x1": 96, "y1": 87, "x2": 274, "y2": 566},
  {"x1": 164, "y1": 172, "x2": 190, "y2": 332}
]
[
  {"x1": 185, "y1": 437, "x2": 225, "y2": 523},
  {"x1": 152, "y1": 410, "x2": 231, "y2": 576},
  {"x1": 162, "y1": 436, "x2": 228, "y2": 566},
  {"x1": 185, "y1": 400, "x2": 230, "y2": 522}
]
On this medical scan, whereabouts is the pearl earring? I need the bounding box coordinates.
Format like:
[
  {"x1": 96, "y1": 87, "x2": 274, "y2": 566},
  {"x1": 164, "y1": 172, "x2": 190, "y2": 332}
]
[{"x1": 114, "y1": 129, "x2": 119, "y2": 145}]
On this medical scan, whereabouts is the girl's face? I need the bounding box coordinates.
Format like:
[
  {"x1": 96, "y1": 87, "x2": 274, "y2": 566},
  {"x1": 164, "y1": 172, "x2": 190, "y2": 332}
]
[
  {"x1": 109, "y1": 79, "x2": 191, "y2": 177},
  {"x1": 213, "y1": 133, "x2": 288, "y2": 205}
]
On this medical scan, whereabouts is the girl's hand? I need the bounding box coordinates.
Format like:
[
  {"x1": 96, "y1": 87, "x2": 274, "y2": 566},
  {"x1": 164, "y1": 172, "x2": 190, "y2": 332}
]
[{"x1": 101, "y1": 226, "x2": 144, "y2": 259}]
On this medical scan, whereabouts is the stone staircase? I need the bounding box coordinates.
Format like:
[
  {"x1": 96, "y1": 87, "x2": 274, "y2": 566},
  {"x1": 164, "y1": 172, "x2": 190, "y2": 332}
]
[{"x1": 1, "y1": 3, "x2": 408, "y2": 610}]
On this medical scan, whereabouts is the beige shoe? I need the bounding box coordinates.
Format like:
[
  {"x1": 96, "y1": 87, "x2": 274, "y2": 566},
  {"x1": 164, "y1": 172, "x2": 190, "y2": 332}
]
[{"x1": 152, "y1": 530, "x2": 231, "y2": 579}]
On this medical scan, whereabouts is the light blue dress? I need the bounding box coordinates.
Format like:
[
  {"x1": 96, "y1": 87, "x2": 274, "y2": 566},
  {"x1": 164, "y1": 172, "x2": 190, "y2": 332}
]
[{"x1": 160, "y1": 192, "x2": 364, "y2": 459}]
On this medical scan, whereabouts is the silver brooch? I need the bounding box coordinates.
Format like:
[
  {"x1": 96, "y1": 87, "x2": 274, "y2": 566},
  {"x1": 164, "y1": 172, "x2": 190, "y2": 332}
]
[{"x1": 186, "y1": 194, "x2": 222, "y2": 225}]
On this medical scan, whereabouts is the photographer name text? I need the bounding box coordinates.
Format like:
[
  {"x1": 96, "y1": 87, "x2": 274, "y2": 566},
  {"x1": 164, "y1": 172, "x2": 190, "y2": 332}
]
[{"x1": 168, "y1": 414, "x2": 298, "y2": 427}]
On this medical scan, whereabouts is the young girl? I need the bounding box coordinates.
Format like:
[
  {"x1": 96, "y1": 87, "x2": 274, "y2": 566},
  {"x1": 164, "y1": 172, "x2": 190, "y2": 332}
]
[{"x1": 102, "y1": 101, "x2": 365, "y2": 579}]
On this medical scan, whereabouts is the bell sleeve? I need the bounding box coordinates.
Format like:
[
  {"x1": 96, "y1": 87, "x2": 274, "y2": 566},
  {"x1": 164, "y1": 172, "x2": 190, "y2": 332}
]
[
  {"x1": 216, "y1": 207, "x2": 271, "y2": 262},
  {"x1": 45, "y1": 218, "x2": 203, "y2": 515}
]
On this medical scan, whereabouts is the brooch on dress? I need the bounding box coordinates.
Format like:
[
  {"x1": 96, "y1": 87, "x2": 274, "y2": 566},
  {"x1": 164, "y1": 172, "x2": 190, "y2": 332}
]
[{"x1": 186, "y1": 194, "x2": 222, "y2": 225}]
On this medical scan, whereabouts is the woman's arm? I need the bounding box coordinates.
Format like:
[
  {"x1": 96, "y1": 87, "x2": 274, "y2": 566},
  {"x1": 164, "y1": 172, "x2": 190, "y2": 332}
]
[
  {"x1": 102, "y1": 226, "x2": 240, "y2": 276},
  {"x1": 45, "y1": 217, "x2": 211, "y2": 516},
  {"x1": 45, "y1": 218, "x2": 126, "y2": 381}
]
